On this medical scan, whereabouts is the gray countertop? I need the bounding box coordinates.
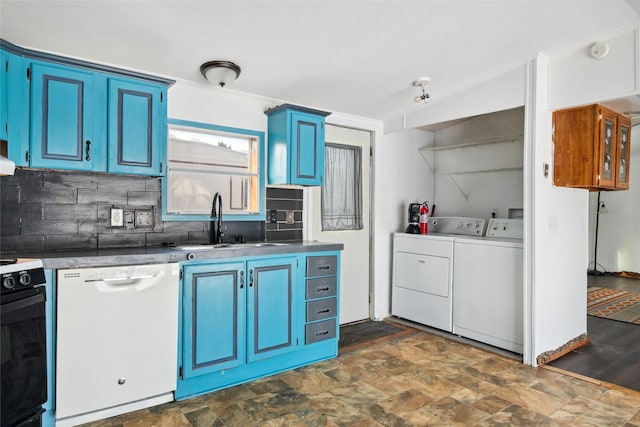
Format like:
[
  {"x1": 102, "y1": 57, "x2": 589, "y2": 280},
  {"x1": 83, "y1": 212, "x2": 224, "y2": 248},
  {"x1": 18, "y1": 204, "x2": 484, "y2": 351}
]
[{"x1": 2, "y1": 241, "x2": 343, "y2": 270}]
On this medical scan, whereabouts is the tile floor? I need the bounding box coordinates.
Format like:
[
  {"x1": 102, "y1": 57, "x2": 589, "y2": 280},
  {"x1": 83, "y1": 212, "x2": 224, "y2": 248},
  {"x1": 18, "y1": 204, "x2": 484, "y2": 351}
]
[{"x1": 83, "y1": 328, "x2": 640, "y2": 426}]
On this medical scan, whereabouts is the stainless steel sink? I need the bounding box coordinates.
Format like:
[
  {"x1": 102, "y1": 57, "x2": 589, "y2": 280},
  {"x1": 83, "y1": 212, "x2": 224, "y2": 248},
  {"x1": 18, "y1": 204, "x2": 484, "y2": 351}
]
[
  {"x1": 175, "y1": 243, "x2": 238, "y2": 250},
  {"x1": 175, "y1": 242, "x2": 288, "y2": 250}
]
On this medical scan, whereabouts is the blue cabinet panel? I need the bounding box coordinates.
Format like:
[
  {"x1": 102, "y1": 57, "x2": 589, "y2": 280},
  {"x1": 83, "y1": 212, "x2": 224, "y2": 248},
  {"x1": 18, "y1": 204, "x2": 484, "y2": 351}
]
[
  {"x1": 1, "y1": 50, "x2": 7, "y2": 141},
  {"x1": 183, "y1": 262, "x2": 245, "y2": 378},
  {"x1": 3, "y1": 52, "x2": 31, "y2": 166},
  {"x1": 43, "y1": 270, "x2": 55, "y2": 427},
  {"x1": 30, "y1": 62, "x2": 106, "y2": 171},
  {"x1": 108, "y1": 78, "x2": 165, "y2": 175},
  {"x1": 292, "y1": 112, "x2": 324, "y2": 184},
  {"x1": 247, "y1": 257, "x2": 296, "y2": 362}
]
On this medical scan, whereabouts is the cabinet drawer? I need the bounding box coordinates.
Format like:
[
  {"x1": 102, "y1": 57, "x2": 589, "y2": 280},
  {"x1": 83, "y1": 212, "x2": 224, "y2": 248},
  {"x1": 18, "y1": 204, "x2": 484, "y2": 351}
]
[
  {"x1": 305, "y1": 319, "x2": 336, "y2": 344},
  {"x1": 306, "y1": 255, "x2": 337, "y2": 277},
  {"x1": 306, "y1": 277, "x2": 337, "y2": 299},
  {"x1": 306, "y1": 298, "x2": 337, "y2": 322}
]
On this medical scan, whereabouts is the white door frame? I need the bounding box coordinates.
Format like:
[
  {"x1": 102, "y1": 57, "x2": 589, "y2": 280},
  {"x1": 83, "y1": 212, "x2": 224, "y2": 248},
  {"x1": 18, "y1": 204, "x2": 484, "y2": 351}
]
[{"x1": 303, "y1": 123, "x2": 375, "y2": 323}]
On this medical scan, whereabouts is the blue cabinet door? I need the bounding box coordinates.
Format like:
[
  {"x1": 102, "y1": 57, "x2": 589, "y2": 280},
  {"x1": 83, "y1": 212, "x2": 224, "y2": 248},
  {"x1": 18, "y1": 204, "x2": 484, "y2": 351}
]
[
  {"x1": 290, "y1": 111, "x2": 324, "y2": 186},
  {"x1": 1, "y1": 50, "x2": 7, "y2": 141},
  {"x1": 30, "y1": 62, "x2": 106, "y2": 171},
  {"x1": 2, "y1": 51, "x2": 30, "y2": 166},
  {"x1": 182, "y1": 262, "x2": 246, "y2": 378},
  {"x1": 107, "y1": 78, "x2": 166, "y2": 175},
  {"x1": 246, "y1": 257, "x2": 297, "y2": 362}
]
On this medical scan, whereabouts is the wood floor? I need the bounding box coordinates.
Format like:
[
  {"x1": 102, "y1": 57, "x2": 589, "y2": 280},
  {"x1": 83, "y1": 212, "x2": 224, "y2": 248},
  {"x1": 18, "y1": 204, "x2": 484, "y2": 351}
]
[
  {"x1": 548, "y1": 274, "x2": 640, "y2": 392},
  {"x1": 81, "y1": 322, "x2": 640, "y2": 426}
]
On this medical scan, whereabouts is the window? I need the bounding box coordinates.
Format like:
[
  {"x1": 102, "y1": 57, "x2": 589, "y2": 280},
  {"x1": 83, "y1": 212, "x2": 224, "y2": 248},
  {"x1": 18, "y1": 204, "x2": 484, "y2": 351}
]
[
  {"x1": 163, "y1": 119, "x2": 265, "y2": 221},
  {"x1": 321, "y1": 143, "x2": 363, "y2": 231}
]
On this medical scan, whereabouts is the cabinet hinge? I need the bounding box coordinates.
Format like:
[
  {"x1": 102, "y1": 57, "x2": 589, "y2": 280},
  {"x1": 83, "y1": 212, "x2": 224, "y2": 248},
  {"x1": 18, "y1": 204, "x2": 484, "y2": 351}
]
[
  {"x1": 598, "y1": 114, "x2": 602, "y2": 122},
  {"x1": 160, "y1": 91, "x2": 164, "y2": 103},
  {"x1": 4, "y1": 60, "x2": 8, "y2": 73},
  {"x1": 160, "y1": 162, "x2": 163, "y2": 173},
  {"x1": 179, "y1": 270, "x2": 183, "y2": 280},
  {"x1": 25, "y1": 150, "x2": 30, "y2": 162},
  {"x1": 179, "y1": 366, "x2": 183, "y2": 378},
  {"x1": 370, "y1": 146, "x2": 373, "y2": 157},
  {"x1": 26, "y1": 67, "x2": 31, "y2": 81}
]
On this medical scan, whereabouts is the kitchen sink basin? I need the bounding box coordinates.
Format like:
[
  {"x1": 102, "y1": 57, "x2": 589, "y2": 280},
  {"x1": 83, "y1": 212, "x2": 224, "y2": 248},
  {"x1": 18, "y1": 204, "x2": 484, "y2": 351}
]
[
  {"x1": 175, "y1": 242, "x2": 288, "y2": 250},
  {"x1": 175, "y1": 243, "x2": 238, "y2": 250}
]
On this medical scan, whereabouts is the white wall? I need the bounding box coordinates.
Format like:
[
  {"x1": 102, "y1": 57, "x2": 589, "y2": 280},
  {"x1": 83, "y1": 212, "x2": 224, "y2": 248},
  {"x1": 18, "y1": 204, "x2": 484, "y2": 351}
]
[
  {"x1": 589, "y1": 124, "x2": 640, "y2": 273},
  {"x1": 431, "y1": 107, "x2": 524, "y2": 219},
  {"x1": 372, "y1": 128, "x2": 434, "y2": 319},
  {"x1": 549, "y1": 28, "x2": 639, "y2": 109},
  {"x1": 384, "y1": 65, "x2": 527, "y2": 133},
  {"x1": 527, "y1": 55, "x2": 589, "y2": 366}
]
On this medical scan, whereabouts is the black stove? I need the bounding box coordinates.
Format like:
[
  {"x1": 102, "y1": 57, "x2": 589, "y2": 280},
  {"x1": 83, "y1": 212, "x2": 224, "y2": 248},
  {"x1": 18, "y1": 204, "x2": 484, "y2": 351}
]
[{"x1": 0, "y1": 258, "x2": 46, "y2": 295}]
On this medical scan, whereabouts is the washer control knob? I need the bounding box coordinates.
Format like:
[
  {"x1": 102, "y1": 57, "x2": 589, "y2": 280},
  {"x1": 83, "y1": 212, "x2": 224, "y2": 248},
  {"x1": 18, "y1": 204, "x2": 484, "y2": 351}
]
[{"x1": 3, "y1": 276, "x2": 16, "y2": 289}]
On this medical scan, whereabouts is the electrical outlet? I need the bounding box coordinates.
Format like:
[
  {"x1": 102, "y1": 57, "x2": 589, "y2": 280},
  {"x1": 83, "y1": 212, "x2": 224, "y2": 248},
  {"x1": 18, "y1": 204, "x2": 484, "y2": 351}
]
[
  {"x1": 286, "y1": 210, "x2": 294, "y2": 224},
  {"x1": 110, "y1": 208, "x2": 124, "y2": 227},
  {"x1": 134, "y1": 209, "x2": 154, "y2": 228},
  {"x1": 269, "y1": 209, "x2": 278, "y2": 223}
]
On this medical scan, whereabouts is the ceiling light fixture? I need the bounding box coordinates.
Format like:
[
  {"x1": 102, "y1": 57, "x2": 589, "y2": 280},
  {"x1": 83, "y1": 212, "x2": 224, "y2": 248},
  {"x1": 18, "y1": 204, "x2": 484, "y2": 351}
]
[
  {"x1": 200, "y1": 60, "x2": 241, "y2": 87},
  {"x1": 413, "y1": 77, "x2": 430, "y2": 103}
]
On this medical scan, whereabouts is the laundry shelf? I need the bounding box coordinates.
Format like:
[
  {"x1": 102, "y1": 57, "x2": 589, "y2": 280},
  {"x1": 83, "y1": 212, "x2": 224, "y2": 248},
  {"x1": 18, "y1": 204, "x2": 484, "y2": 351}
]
[{"x1": 420, "y1": 134, "x2": 523, "y2": 151}]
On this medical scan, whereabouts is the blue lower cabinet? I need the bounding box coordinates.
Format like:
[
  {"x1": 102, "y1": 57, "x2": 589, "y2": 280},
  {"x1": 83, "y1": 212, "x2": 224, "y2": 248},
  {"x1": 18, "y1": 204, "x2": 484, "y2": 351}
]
[
  {"x1": 182, "y1": 262, "x2": 245, "y2": 379},
  {"x1": 176, "y1": 252, "x2": 340, "y2": 400},
  {"x1": 246, "y1": 257, "x2": 296, "y2": 362}
]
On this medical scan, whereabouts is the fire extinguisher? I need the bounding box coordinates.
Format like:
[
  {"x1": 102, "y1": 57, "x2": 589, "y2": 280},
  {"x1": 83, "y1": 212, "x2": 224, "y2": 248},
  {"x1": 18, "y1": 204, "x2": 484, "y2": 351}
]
[{"x1": 419, "y1": 202, "x2": 429, "y2": 234}]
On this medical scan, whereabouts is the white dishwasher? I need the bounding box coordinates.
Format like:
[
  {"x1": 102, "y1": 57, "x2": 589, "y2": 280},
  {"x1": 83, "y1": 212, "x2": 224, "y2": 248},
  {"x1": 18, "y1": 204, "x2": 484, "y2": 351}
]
[{"x1": 56, "y1": 263, "x2": 179, "y2": 426}]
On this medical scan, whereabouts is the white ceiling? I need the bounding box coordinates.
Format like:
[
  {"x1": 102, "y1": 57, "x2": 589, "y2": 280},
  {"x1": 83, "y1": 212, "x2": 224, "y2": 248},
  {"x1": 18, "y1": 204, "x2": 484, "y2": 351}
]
[{"x1": 2, "y1": 1, "x2": 640, "y2": 121}]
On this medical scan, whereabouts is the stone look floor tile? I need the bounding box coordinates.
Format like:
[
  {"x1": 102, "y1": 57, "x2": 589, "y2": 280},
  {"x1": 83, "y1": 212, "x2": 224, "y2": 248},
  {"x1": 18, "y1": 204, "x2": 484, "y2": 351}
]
[{"x1": 81, "y1": 327, "x2": 640, "y2": 427}]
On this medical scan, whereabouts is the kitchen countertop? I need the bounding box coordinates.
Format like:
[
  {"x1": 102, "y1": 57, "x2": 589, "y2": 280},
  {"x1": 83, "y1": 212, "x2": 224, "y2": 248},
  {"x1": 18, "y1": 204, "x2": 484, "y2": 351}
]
[{"x1": 2, "y1": 241, "x2": 344, "y2": 270}]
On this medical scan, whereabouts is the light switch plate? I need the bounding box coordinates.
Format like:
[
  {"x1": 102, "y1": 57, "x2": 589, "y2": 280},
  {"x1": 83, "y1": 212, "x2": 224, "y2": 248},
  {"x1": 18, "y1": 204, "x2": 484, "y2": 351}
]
[
  {"x1": 110, "y1": 208, "x2": 124, "y2": 227},
  {"x1": 134, "y1": 209, "x2": 154, "y2": 228}
]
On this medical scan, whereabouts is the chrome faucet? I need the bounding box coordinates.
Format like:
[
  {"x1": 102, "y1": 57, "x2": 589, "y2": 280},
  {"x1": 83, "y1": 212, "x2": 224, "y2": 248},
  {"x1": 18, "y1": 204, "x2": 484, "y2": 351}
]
[{"x1": 210, "y1": 192, "x2": 224, "y2": 244}]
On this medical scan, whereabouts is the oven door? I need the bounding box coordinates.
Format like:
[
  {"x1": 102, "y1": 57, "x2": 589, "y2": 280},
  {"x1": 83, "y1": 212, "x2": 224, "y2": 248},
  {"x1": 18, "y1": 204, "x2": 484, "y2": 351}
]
[{"x1": 1, "y1": 287, "x2": 47, "y2": 427}]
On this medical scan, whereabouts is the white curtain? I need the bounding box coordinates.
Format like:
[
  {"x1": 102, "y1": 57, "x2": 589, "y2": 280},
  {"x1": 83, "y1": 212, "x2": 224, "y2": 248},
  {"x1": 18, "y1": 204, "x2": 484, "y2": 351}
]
[{"x1": 321, "y1": 143, "x2": 363, "y2": 231}]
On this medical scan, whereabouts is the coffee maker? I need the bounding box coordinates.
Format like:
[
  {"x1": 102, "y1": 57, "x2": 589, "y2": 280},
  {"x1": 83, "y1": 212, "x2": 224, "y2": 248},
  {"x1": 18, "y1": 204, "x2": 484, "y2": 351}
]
[{"x1": 406, "y1": 203, "x2": 421, "y2": 234}]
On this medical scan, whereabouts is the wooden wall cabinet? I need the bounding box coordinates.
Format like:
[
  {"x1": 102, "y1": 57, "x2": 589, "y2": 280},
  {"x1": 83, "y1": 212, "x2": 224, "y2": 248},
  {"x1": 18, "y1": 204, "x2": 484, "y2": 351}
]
[{"x1": 553, "y1": 104, "x2": 631, "y2": 190}]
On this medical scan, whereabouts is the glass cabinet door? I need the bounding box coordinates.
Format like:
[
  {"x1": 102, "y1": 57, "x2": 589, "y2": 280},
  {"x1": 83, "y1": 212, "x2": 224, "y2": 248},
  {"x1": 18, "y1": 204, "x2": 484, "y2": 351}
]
[
  {"x1": 616, "y1": 117, "x2": 631, "y2": 189},
  {"x1": 598, "y1": 108, "x2": 617, "y2": 189}
]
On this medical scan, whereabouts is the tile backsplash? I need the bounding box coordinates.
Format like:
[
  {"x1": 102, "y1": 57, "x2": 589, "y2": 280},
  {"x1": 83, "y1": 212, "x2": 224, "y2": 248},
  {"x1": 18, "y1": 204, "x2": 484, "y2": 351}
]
[
  {"x1": 265, "y1": 187, "x2": 304, "y2": 242},
  {"x1": 0, "y1": 169, "x2": 266, "y2": 253}
]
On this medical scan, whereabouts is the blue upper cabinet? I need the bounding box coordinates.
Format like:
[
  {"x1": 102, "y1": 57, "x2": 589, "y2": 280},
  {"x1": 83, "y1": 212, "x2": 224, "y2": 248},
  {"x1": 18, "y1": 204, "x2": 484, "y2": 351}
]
[
  {"x1": 1, "y1": 49, "x2": 30, "y2": 166},
  {"x1": 265, "y1": 104, "x2": 330, "y2": 186},
  {"x1": 30, "y1": 61, "x2": 107, "y2": 171},
  {"x1": 107, "y1": 78, "x2": 166, "y2": 175},
  {"x1": 1, "y1": 39, "x2": 172, "y2": 175}
]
